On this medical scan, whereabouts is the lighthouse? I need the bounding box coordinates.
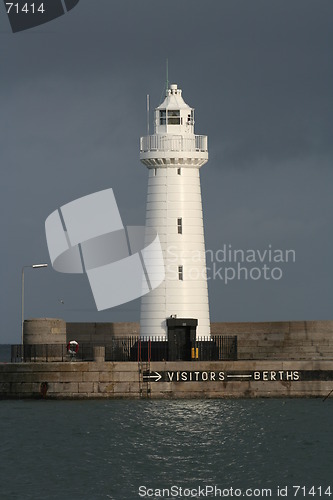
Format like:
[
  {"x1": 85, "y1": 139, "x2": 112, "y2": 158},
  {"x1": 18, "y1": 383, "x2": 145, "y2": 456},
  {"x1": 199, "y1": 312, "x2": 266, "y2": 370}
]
[{"x1": 140, "y1": 83, "x2": 210, "y2": 340}]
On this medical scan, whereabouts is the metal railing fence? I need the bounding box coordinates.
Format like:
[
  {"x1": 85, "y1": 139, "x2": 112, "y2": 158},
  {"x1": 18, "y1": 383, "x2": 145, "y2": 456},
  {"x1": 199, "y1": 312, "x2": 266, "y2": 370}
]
[
  {"x1": 140, "y1": 134, "x2": 208, "y2": 153},
  {"x1": 10, "y1": 335, "x2": 237, "y2": 363}
]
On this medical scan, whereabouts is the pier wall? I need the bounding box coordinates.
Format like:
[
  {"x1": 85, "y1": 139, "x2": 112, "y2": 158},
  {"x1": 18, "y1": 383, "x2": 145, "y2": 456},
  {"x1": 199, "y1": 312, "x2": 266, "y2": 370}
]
[
  {"x1": 8, "y1": 319, "x2": 332, "y2": 399},
  {"x1": 1, "y1": 360, "x2": 333, "y2": 399},
  {"x1": 66, "y1": 322, "x2": 140, "y2": 343},
  {"x1": 23, "y1": 319, "x2": 333, "y2": 361},
  {"x1": 211, "y1": 321, "x2": 333, "y2": 360}
]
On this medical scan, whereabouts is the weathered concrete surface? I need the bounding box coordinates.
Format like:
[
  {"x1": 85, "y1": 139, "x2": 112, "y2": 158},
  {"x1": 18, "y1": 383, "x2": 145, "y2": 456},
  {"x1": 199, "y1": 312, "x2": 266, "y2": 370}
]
[
  {"x1": 23, "y1": 318, "x2": 66, "y2": 345},
  {"x1": 66, "y1": 322, "x2": 140, "y2": 343},
  {"x1": 1, "y1": 360, "x2": 332, "y2": 399},
  {"x1": 212, "y1": 321, "x2": 333, "y2": 360},
  {"x1": 93, "y1": 346, "x2": 105, "y2": 363},
  {"x1": 23, "y1": 319, "x2": 333, "y2": 361}
]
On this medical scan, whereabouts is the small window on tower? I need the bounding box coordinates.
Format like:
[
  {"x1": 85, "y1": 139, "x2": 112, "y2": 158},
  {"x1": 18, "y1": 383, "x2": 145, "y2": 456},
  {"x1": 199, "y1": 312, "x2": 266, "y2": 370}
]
[
  {"x1": 177, "y1": 218, "x2": 182, "y2": 234},
  {"x1": 177, "y1": 168, "x2": 181, "y2": 175},
  {"x1": 178, "y1": 265, "x2": 183, "y2": 281},
  {"x1": 159, "y1": 109, "x2": 166, "y2": 125},
  {"x1": 168, "y1": 110, "x2": 181, "y2": 125},
  {"x1": 187, "y1": 110, "x2": 194, "y2": 125}
]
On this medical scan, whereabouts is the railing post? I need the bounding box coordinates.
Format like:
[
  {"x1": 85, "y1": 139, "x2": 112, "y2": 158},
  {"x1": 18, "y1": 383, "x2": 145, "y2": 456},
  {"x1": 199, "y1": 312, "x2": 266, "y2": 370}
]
[
  {"x1": 137, "y1": 338, "x2": 141, "y2": 363},
  {"x1": 93, "y1": 346, "x2": 105, "y2": 363}
]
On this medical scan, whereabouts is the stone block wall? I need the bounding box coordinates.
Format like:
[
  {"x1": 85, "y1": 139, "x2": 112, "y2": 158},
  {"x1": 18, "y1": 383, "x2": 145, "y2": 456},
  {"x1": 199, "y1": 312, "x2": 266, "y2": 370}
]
[
  {"x1": 22, "y1": 319, "x2": 333, "y2": 361},
  {"x1": 211, "y1": 321, "x2": 333, "y2": 360},
  {"x1": 66, "y1": 322, "x2": 140, "y2": 343},
  {"x1": 1, "y1": 360, "x2": 333, "y2": 399},
  {"x1": 23, "y1": 318, "x2": 66, "y2": 345}
]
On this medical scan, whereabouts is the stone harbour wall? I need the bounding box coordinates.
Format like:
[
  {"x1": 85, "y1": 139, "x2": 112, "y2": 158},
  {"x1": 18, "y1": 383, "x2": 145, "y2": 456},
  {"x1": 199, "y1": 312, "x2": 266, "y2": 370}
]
[
  {"x1": 1, "y1": 360, "x2": 333, "y2": 399},
  {"x1": 10, "y1": 319, "x2": 332, "y2": 399},
  {"x1": 66, "y1": 322, "x2": 140, "y2": 343},
  {"x1": 21, "y1": 319, "x2": 333, "y2": 362},
  {"x1": 24, "y1": 318, "x2": 66, "y2": 345},
  {"x1": 212, "y1": 321, "x2": 333, "y2": 360},
  {"x1": 23, "y1": 320, "x2": 333, "y2": 362}
]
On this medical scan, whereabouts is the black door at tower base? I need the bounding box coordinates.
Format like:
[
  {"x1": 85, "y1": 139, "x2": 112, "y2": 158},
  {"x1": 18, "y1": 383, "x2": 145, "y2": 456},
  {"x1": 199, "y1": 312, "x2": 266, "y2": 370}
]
[{"x1": 167, "y1": 318, "x2": 198, "y2": 361}]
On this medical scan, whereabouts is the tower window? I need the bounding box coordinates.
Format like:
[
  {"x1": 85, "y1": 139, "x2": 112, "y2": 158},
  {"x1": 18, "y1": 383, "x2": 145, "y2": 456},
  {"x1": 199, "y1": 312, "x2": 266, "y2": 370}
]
[
  {"x1": 168, "y1": 110, "x2": 180, "y2": 125},
  {"x1": 177, "y1": 168, "x2": 181, "y2": 175},
  {"x1": 178, "y1": 265, "x2": 183, "y2": 281},
  {"x1": 159, "y1": 109, "x2": 166, "y2": 125},
  {"x1": 187, "y1": 110, "x2": 194, "y2": 125},
  {"x1": 177, "y1": 218, "x2": 182, "y2": 234}
]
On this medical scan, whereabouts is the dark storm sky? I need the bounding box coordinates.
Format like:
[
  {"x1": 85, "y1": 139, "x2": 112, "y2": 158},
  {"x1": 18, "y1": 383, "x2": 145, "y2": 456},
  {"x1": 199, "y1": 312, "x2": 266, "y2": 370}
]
[{"x1": 1, "y1": 0, "x2": 332, "y2": 343}]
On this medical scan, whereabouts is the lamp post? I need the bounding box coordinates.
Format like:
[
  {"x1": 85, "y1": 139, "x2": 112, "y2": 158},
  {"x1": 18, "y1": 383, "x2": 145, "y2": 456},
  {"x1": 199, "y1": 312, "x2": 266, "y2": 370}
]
[{"x1": 21, "y1": 264, "x2": 48, "y2": 347}]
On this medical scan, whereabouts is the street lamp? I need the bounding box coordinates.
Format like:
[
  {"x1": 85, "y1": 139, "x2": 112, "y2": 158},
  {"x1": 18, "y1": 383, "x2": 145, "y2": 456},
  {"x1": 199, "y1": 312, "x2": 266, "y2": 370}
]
[{"x1": 21, "y1": 264, "x2": 48, "y2": 346}]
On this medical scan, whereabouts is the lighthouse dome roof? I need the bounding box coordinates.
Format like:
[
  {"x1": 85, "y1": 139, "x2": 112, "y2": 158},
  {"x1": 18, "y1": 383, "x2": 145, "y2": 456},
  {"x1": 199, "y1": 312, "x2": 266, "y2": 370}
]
[{"x1": 157, "y1": 84, "x2": 192, "y2": 111}]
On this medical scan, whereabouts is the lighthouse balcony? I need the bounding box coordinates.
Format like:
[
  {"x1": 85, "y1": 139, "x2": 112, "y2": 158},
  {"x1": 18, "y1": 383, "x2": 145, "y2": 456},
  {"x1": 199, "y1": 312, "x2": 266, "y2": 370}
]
[
  {"x1": 140, "y1": 134, "x2": 207, "y2": 153},
  {"x1": 140, "y1": 134, "x2": 208, "y2": 167}
]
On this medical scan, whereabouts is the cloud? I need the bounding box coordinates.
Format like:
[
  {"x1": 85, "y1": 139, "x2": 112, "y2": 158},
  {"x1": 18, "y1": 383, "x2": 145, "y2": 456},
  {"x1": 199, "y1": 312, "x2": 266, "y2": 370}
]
[{"x1": 1, "y1": 0, "x2": 333, "y2": 341}]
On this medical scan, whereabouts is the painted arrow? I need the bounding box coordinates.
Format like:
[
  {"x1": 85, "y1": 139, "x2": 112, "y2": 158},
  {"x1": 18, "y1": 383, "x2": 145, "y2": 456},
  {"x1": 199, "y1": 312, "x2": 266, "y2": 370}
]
[{"x1": 143, "y1": 371, "x2": 162, "y2": 382}]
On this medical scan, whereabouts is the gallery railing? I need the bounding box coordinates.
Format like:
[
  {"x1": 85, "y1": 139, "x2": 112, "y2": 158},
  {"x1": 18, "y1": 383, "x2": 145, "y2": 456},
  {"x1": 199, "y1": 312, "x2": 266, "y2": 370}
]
[
  {"x1": 10, "y1": 335, "x2": 237, "y2": 363},
  {"x1": 140, "y1": 134, "x2": 208, "y2": 153}
]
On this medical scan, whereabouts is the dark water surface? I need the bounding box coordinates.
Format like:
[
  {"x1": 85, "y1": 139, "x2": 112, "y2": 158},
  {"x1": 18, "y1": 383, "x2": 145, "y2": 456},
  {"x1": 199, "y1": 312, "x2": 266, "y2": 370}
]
[{"x1": 0, "y1": 398, "x2": 332, "y2": 500}]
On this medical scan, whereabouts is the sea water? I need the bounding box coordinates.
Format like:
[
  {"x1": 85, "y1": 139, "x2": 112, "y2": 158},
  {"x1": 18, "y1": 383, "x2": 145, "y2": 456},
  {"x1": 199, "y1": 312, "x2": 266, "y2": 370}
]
[{"x1": 0, "y1": 346, "x2": 332, "y2": 500}]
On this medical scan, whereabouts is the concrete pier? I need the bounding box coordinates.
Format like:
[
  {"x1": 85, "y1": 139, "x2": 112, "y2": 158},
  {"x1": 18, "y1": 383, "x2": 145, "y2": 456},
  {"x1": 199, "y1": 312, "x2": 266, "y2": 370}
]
[
  {"x1": 18, "y1": 319, "x2": 333, "y2": 363},
  {"x1": 2, "y1": 319, "x2": 332, "y2": 399},
  {"x1": 1, "y1": 360, "x2": 333, "y2": 399}
]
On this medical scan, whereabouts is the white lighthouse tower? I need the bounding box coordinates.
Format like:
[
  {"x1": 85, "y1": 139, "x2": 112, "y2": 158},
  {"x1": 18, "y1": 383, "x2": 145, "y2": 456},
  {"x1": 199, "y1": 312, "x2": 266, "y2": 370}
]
[{"x1": 140, "y1": 83, "x2": 210, "y2": 340}]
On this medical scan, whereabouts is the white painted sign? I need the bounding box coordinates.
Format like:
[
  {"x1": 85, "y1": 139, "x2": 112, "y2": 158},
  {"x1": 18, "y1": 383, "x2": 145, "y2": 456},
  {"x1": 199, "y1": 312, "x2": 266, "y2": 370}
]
[{"x1": 143, "y1": 370, "x2": 307, "y2": 383}]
